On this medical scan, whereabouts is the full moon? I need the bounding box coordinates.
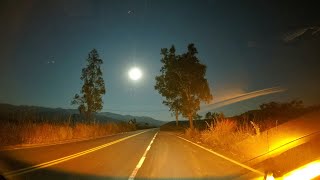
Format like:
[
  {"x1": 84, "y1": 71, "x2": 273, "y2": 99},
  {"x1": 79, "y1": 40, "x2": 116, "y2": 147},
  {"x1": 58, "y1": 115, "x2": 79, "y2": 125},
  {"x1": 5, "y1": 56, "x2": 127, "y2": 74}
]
[{"x1": 128, "y1": 67, "x2": 142, "y2": 81}]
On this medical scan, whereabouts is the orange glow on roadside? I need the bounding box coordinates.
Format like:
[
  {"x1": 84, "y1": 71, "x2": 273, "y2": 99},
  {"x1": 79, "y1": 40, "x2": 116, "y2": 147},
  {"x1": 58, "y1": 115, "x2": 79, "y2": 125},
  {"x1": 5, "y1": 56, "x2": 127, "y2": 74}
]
[
  {"x1": 267, "y1": 136, "x2": 302, "y2": 156},
  {"x1": 283, "y1": 160, "x2": 320, "y2": 180}
]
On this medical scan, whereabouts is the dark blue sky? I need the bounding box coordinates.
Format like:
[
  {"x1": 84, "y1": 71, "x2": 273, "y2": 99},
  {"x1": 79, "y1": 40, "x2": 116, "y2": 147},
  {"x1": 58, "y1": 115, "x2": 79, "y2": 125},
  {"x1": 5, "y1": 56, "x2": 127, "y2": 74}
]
[{"x1": 1, "y1": 0, "x2": 320, "y2": 121}]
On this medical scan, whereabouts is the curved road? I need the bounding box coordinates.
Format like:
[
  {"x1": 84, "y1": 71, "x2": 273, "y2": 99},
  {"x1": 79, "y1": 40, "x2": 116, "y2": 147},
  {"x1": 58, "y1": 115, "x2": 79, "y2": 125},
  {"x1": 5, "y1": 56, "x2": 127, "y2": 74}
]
[{"x1": 0, "y1": 129, "x2": 257, "y2": 180}]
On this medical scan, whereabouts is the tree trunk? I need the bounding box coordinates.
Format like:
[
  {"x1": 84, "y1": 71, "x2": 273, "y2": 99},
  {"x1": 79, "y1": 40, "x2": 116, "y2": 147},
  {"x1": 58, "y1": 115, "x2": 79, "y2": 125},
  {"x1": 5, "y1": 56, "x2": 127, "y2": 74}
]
[
  {"x1": 175, "y1": 111, "x2": 179, "y2": 126},
  {"x1": 85, "y1": 111, "x2": 92, "y2": 123},
  {"x1": 188, "y1": 114, "x2": 194, "y2": 129}
]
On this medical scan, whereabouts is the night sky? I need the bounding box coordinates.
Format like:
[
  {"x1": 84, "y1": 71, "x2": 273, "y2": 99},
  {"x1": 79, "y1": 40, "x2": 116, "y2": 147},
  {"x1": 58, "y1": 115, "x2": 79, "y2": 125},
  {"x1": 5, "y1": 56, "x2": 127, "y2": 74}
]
[{"x1": 1, "y1": 0, "x2": 320, "y2": 121}]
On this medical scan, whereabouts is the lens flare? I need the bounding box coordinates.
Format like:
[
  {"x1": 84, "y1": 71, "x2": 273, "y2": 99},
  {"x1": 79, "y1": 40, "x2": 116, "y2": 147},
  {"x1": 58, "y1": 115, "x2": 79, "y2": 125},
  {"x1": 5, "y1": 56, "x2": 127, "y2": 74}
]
[
  {"x1": 265, "y1": 174, "x2": 275, "y2": 180},
  {"x1": 283, "y1": 160, "x2": 320, "y2": 180}
]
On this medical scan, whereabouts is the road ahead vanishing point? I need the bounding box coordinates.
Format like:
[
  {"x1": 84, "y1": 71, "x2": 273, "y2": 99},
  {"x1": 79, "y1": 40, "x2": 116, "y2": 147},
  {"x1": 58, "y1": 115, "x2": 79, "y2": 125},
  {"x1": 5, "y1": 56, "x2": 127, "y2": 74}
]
[{"x1": 0, "y1": 129, "x2": 262, "y2": 180}]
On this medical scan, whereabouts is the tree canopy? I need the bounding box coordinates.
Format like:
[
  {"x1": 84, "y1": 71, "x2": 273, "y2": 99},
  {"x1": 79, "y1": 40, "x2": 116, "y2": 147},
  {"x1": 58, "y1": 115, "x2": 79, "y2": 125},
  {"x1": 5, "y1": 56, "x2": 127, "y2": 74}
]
[
  {"x1": 155, "y1": 43, "x2": 212, "y2": 129},
  {"x1": 72, "y1": 49, "x2": 106, "y2": 121},
  {"x1": 155, "y1": 46, "x2": 182, "y2": 126}
]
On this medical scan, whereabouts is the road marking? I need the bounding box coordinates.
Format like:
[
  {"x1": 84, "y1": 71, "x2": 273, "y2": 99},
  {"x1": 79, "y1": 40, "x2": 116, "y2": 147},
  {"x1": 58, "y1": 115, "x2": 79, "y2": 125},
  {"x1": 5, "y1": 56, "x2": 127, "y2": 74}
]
[
  {"x1": 128, "y1": 132, "x2": 158, "y2": 180},
  {"x1": 3, "y1": 130, "x2": 150, "y2": 178},
  {"x1": 176, "y1": 136, "x2": 264, "y2": 176},
  {"x1": 0, "y1": 131, "x2": 131, "y2": 152}
]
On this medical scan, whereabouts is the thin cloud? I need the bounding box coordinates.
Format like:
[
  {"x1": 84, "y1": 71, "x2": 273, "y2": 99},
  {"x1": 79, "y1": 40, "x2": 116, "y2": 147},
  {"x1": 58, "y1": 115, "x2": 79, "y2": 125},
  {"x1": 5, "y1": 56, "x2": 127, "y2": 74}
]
[
  {"x1": 200, "y1": 87, "x2": 287, "y2": 113},
  {"x1": 283, "y1": 26, "x2": 320, "y2": 43},
  {"x1": 312, "y1": 28, "x2": 320, "y2": 35}
]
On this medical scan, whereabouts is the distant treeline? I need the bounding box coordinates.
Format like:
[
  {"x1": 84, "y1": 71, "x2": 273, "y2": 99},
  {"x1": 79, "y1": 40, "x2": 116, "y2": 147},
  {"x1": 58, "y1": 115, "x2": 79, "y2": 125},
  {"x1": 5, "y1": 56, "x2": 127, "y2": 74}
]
[
  {"x1": 233, "y1": 100, "x2": 319, "y2": 125},
  {"x1": 161, "y1": 100, "x2": 320, "y2": 132}
]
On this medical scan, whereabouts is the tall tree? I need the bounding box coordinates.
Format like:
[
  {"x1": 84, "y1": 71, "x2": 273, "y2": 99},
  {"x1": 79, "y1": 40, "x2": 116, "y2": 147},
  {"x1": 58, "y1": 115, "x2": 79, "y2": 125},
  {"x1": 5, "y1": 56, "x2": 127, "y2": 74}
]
[
  {"x1": 155, "y1": 46, "x2": 182, "y2": 126},
  {"x1": 72, "y1": 49, "x2": 106, "y2": 121},
  {"x1": 155, "y1": 44, "x2": 212, "y2": 129}
]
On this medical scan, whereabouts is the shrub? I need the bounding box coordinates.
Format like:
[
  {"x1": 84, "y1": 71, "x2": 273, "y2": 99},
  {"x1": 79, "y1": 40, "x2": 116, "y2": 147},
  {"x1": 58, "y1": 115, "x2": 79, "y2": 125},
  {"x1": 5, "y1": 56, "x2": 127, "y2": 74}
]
[
  {"x1": 185, "y1": 118, "x2": 256, "y2": 150},
  {"x1": 185, "y1": 128, "x2": 201, "y2": 139}
]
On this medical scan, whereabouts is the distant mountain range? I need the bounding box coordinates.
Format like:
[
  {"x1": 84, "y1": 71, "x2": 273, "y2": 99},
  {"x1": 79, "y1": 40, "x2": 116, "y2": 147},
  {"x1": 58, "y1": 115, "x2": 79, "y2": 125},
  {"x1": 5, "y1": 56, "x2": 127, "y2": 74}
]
[
  {"x1": 99, "y1": 112, "x2": 164, "y2": 126},
  {"x1": 0, "y1": 103, "x2": 164, "y2": 127}
]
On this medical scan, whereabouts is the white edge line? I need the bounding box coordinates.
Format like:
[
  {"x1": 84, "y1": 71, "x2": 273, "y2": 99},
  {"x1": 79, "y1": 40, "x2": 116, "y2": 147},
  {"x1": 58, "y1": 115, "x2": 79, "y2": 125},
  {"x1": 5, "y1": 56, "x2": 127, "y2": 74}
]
[
  {"x1": 176, "y1": 135, "x2": 264, "y2": 176},
  {"x1": 128, "y1": 132, "x2": 158, "y2": 180}
]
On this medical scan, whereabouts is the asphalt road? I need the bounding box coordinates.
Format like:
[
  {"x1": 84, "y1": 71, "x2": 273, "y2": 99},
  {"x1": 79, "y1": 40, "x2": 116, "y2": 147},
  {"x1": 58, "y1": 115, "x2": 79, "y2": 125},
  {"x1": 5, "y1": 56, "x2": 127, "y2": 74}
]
[{"x1": 0, "y1": 129, "x2": 259, "y2": 180}]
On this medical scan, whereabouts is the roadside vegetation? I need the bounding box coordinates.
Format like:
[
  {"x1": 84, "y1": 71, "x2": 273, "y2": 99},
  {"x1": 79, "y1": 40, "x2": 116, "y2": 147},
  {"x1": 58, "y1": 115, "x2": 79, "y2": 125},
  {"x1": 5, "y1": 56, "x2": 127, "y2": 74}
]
[
  {"x1": 0, "y1": 114, "x2": 136, "y2": 147},
  {"x1": 161, "y1": 100, "x2": 320, "y2": 157}
]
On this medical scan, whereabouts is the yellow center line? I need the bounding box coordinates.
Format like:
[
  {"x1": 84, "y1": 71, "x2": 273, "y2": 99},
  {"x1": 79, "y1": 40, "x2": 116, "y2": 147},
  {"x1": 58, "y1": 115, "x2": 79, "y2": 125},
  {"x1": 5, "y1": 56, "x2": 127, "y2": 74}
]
[
  {"x1": 3, "y1": 130, "x2": 150, "y2": 178},
  {"x1": 176, "y1": 135, "x2": 264, "y2": 176}
]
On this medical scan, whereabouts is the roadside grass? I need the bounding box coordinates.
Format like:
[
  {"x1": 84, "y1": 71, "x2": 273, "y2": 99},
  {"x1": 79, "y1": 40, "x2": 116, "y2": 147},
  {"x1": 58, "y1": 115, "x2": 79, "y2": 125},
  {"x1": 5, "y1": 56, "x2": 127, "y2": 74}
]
[
  {"x1": 185, "y1": 119, "x2": 257, "y2": 151},
  {"x1": 183, "y1": 117, "x2": 283, "y2": 161},
  {"x1": 0, "y1": 120, "x2": 136, "y2": 147},
  {"x1": 182, "y1": 111, "x2": 320, "y2": 172}
]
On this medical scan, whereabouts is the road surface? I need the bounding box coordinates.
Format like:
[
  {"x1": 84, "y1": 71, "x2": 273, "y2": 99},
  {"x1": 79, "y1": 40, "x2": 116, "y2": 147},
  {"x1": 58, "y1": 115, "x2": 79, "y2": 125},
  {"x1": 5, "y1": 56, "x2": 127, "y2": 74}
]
[{"x1": 0, "y1": 129, "x2": 259, "y2": 180}]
